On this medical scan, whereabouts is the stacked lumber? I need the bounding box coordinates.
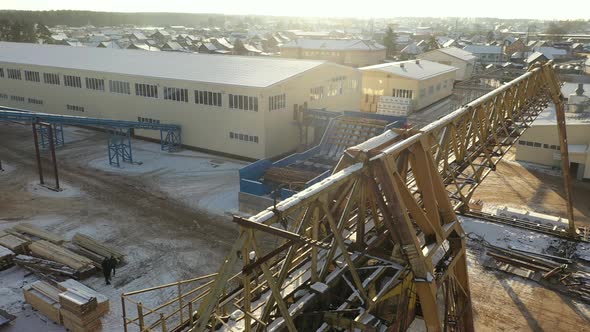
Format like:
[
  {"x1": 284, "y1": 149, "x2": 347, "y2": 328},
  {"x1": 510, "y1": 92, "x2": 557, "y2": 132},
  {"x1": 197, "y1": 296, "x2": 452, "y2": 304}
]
[
  {"x1": 29, "y1": 240, "x2": 95, "y2": 276},
  {"x1": 0, "y1": 245, "x2": 15, "y2": 270},
  {"x1": 0, "y1": 232, "x2": 29, "y2": 254},
  {"x1": 59, "y1": 289, "x2": 102, "y2": 332},
  {"x1": 14, "y1": 255, "x2": 76, "y2": 278},
  {"x1": 72, "y1": 233, "x2": 124, "y2": 264},
  {"x1": 57, "y1": 279, "x2": 109, "y2": 315},
  {"x1": 13, "y1": 223, "x2": 65, "y2": 244},
  {"x1": 31, "y1": 280, "x2": 61, "y2": 302},
  {"x1": 59, "y1": 289, "x2": 97, "y2": 316},
  {"x1": 23, "y1": 283, "x2": 62, "y2": 324}
]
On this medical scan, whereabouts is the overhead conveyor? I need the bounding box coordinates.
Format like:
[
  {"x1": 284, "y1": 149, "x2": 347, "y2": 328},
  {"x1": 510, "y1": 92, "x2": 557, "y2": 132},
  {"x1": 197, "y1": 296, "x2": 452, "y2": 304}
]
[{"x1": 0, "y1": 106, "x2": 182, "y2": 167}]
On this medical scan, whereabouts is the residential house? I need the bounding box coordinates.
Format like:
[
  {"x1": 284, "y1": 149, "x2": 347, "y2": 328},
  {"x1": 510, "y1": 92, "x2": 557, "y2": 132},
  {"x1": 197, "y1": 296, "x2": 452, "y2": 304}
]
[
  {"x1": 417, "y1": 47, "x2": 476, "y2": 81},
  {"x1": 463, "y1": 45, "x2": 504, "y2": 64}
]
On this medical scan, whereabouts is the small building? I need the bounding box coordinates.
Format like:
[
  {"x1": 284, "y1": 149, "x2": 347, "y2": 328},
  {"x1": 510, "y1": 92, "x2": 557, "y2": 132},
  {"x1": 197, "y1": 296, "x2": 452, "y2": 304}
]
[
  {"x1": 198, "y1": 43, "x2": 217, "y2": 54},
  {"x1": 160, "y1": 41, "x2": 185, "y2": 52},
  {"x1": 526, "y1": 51, "x2": 549, "y2": 66},
  {"x1": 280, "y1": 39, "x2": 386, "y2": 67},
  {"x1": 463, "y1": 45, "x2": 504, "y2": 64},
  {"x1": 150, "y1": 30, "x2": 171, "y2": 44},
  {"x1": 97, "y1": 41, "x2": 120, "y2": 49},
  {"x1": 417, "y1": 47, "x2": 476, "y2": 81},
  {"x1": 359, "y1": 59, "x2": 456, "y2": 116},
  {"x1": 504, "y1": 38, "x2": 527, "y2": 56},
  {"x1": 234, "y1": 39, "x2": 262, "y2": 56}
]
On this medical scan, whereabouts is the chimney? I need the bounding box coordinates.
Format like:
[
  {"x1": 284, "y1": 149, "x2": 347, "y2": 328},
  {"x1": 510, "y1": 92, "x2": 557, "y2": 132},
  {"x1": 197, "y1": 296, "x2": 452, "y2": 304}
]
[
  {"x1": 400, "y1": 63, "x2": 405, "y2": 68},
  {"x1": 415, "y1": 59, "x2": 420, "y2": 64}
]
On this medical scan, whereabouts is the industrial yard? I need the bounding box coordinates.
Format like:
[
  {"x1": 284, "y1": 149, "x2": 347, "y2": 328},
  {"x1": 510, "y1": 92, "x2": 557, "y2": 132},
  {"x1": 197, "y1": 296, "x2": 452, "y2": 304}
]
[{"x1": 1, "y1": 117, "x2": 589, "y2": 330}]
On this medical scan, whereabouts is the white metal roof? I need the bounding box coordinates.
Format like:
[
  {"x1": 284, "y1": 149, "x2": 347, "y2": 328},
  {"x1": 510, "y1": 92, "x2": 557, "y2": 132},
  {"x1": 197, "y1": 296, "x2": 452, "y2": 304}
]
[
  {"x1": 359, "y1": 59, "x2": 456, "y2": 80},
  {"x1": 281, "y1": 39, "x2": 385, "y2": 51},
  {"x1": 463, "y1": 45, "x2": 503, "y2": 54},
  {"x1": 0, "y1": 42, "x2": 327, "y2": 88},
  {"x1": 421, "y1": 47, "x2": 476, "y2": 62}
]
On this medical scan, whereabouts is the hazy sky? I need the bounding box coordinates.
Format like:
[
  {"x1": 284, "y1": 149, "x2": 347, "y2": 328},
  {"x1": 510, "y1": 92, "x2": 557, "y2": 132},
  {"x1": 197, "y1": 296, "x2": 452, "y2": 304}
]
[{"x1": 1, "y1": 0, "x2": 587, "y2": 20}]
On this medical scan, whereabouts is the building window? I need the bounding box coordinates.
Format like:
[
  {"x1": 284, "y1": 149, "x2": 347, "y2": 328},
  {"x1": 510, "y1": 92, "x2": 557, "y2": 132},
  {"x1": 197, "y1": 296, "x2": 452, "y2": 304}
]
[
  {"x1": 229, "y1": 94, "x2": 258, "y2": 111},
  {"x1": 392, "y1": 89, "x2": 413, "y2": 99},
  {"x1": 0, "y1": 68, "x2": 4, "y2": 78},
  {"x1": 135, "y1": 83, "x2": 158, "y2": 98},
  {"x1": 10, "y1": 95, "x2": 25, "y2": 102},
  {"x1": 85, "y1": 77, "x2": 105, "y2": 91},
  {"x1": 27, "y1": 98, "x2": 43, "y2": 105},
  {"x1": 533, "y1": 142, "x2": 542, "y2": 148},
  {"x1": 195, "y1": 90, "x2": 222, "y2": 106},
  {"x1": 310, "y1": 86, "x2": 324, "y2": 101},
  {"x1": 269, "y1": 94, "x2": 286, "y2": 111},
  {"x1": 109, "y1": 80, "x2": 131, "y2": 94},
  {"x1": 43, "y1": 73, "x2": 60, "y2": 85},
  {"x1": 137, "y1": 117, "x2": 161, "y2": 124},
  {"x1": 229, "y1": 131, "x2": 259, "y2": 143},
  {"x1": 66, "y1": 104, "x2": 85, "y2": 112},
  {"x1": 0, "y1": 93, "x2": 7, "y2": 99},
  {"x1": 24, "y1": 70, "x2": 40, "y2": 82},
  {"x1": 518, "y1": 140, "x2": 525, "y2": 145},
  {"x1": 163, "y1": 87, "x2": 189, "y2": 102},
  {"x1": 550, "y1": 145, "x2": 558, "y2": 150},
  {"x1": 526, "y1": 141, "x2": 533, "y2": 146},
  {"x1": 7, "y1": 69, "x2": 21, "y2": 80},
  {"x1": 543, "y1": 143, "x2": 549, "y2": 149},
  {"x1": 64, "y1": 75, "x2": 82, "y2": 88}
]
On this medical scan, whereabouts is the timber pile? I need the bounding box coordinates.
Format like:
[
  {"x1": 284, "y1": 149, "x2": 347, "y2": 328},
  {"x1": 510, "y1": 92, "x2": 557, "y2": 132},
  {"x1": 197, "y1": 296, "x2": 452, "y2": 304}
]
[
  {"x1": 0, "y1": 245, "x2": 15, "y2": 270},
  {"x1": 264, "y1": 167, "x2": 321, "y2": 189},
  {"x1": 29, "y1": 240, "x2": 95, "y2": 277},
  {"x1": 22, "y1": 279, "x2": 108, "y2": 332},
  {"x1": 14, "y1": 254, "x2": 76, "y2": 278},
  {"x1": 72, "y1": 233, "x2": 124, "y2": 264},
  {"x1": 13, "y1": 223, "x2": 65, "y2": 244},
  {"x1": 23, "y1": 283, "x2": 62, "y2": 324},
  {"x1": 0, "y1": 232, "x2": 29, "y2": 254}
]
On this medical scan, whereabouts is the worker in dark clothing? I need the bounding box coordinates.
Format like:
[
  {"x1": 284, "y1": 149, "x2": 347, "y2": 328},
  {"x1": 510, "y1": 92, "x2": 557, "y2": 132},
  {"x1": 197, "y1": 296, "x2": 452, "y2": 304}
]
[
  {"x1": 101, "y1": 257, "x2": 112, "y2": 285},
  {"x1": 109, "y1": 255, "x2": 117, "y2": 276}
]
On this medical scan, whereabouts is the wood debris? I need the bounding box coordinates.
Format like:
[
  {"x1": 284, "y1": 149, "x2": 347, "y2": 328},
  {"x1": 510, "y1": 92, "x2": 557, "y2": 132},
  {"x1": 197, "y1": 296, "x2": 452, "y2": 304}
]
[
  {"x1": 29, "y1": 240, "x2": 95, "y2": 277},
  {"x1": 14, "y1": 254, "x2": 76, "y2": 279}
]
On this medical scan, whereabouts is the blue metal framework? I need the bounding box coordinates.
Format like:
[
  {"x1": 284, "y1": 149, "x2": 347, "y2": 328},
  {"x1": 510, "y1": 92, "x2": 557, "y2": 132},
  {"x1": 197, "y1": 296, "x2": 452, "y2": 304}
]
[
  {"x1": 0, "y1": 107, "x2": 182, "y2": 166},
  {"x1": 36, "y1": 123, "x2": 65, "y2": 149}
]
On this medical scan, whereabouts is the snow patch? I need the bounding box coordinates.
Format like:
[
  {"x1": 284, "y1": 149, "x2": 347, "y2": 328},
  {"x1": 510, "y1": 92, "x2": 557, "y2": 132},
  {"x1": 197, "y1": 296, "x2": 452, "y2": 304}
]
[
  {"x1": 0, "y1": 162, "x2": 16, "y2": 174},
  {"x1": 27, "y1": 181, "x2": 81, "y2": 198}
]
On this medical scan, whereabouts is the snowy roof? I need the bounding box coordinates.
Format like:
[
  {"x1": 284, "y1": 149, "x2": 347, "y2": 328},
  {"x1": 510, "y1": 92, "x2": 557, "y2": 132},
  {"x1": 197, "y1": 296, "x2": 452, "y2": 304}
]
[
  {"x1": 532, "y1": 104, "x2": 590, "y2": 126},
  {"x1": 400, "y1": 43, "x2": 423, "y2": 55},
  {"x1": 421, "y1": 47, "x2": 476, "y2": 62},
  {"x1": 281, "y1": 39, "x2": 385, "y2": 51},
  {"x1": 162, "y1": 41, "x2": 184, "y2": 51},
  {"x1": 534, "y1": 46, "x2": 567, "y2": 59},
  {"x1": 0, "y1": 42, "x2": 328, "y2": 87},
  {"x1": 463, "y1": 45, "x2": 503, "y2": 54},
  {"x1": 360, "y1": 59, "x2": 456, "y2": 80},
  {"x1": 526, "y1": 51, "x2": 547, "y2": 64}
]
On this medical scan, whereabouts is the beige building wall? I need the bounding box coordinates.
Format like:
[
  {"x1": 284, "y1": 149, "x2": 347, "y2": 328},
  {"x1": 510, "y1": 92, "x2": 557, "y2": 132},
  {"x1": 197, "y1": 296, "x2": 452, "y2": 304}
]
[
  {"x1": 0, "y1": 62, "x2": 360, "y2": 160},
  {"x1": 280, "y1": 48, "x2": 386, "y2": 67},
  {"x1": 515, "y1": 124, "x2": 590, "y2": 179},
  {"x1": 417, "y1": 52, "x2": 474, "y2": 81},
  {"x1": 360, "y1": 70, "x2": 454, "y2": 113}
]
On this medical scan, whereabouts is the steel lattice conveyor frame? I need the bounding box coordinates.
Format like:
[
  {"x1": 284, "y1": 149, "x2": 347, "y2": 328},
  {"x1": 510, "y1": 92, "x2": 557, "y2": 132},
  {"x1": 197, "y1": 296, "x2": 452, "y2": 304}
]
[{"x1": 0, "y1": 106, "x2": 182, "y2": 167}]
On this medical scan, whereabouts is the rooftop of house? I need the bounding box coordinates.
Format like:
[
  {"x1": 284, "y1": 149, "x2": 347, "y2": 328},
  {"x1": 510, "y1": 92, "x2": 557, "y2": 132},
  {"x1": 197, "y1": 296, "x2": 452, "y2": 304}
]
[
  {"x1": 463, "y1": 45, "x2": 503, "y2": 54},
  {"x1": 419, "y1": 47, "x2": 477, "y2": 62},
  {"x1": 0, "y1": 42, "x2": 329, "y2": 88},
  {"x1": 281, "y1": 39, "x2": 385, "y2": 51},
  {"x1": 359, "y1": 59, "x2": 456, "y2": 80}
]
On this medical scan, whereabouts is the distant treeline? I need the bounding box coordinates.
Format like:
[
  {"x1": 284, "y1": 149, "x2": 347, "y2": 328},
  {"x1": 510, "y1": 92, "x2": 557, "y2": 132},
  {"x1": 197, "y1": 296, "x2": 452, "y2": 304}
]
[{"x1": 0, "y1": 10, "x2": 232, "y2": 27}]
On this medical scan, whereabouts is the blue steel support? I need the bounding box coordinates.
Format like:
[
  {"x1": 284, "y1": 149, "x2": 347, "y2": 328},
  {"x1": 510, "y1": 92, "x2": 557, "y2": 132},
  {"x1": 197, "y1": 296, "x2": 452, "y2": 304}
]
[
  {"x1": 160, "y1": 128, "x2": 181, "y2": 152},
  {"x1": 35, "y1": 123, "x2": 65, "y2": 149},
  {"x1": 108, "y1": 128, "x2": 133, "y2": 167}
]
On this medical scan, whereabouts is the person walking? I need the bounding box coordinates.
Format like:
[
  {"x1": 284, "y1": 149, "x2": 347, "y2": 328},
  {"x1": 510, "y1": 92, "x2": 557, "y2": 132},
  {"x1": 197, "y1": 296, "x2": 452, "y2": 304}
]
[
  {"x1": 101, "y1": 257, "x2": 112, "y2": 285},
  {"x1": 109, "y1": 255, "x2": 117, "y2": 277}
]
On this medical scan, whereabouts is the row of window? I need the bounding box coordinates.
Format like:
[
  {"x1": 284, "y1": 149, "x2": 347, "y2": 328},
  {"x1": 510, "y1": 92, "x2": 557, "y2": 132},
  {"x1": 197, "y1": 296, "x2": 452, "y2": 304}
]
[
  {"x1": 138, "y1": 117, "x2": 161, "y2": 124},
  {"x1": 229, "y1": 94, "x2": 258, "y2": 111},
  {"x1": 86, "y1": 77, "x2": 105, "y2": 91},
  {"x1": 195, "y1": 90, "x2": 222, "y2": 107},
  {"x1": 28, "y1": 98, "x2": 43, "y2": 105},
  {"x1": 25, "y1": 70, "x2": 40, "y2": 82},
  {"x1": 64, "y1": 75, "x2": 82, "y2": 88},
  {"x1": 7, "y1": 69, "x2": 21, "y2": 80},
  {"x1": 110, "y1": 80, "x2": 131, "y2": 94},
  {"x1": 269, "y1": 94, "x2": 286, "y2": 111},
  {"x1": 229, "y1": 131, "x2": 259, "y2": 143},
  {"x1": 518, "y1": 140, "x2": 561, "y2": 150},
  {"x1": 135, "y1": 83, "x2": 158, "y2": 98},
  {"x1": 10, "y1": 95, "x2": 25, "y2": 102},
  {"x1": 310, "y1": 86, "x2": 324, "y2": 101},
  {"x1": 164, "y1": 87, "x2": 189, "y2": 102},
  {"x1": 4, "y1": 94, "x2": 44, "y2": 105},
  {"x1": 66, "y1": 104, "x2": 85, "y2": 112},
  {"x1": 392, "y1": 89, "x2": 413, "y2": 99}
]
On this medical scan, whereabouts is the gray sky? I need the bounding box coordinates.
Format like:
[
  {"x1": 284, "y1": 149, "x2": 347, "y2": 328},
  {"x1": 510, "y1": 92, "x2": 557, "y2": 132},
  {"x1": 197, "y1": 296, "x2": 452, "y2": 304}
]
[{"x1": 1, "y1": 0, "x2": 587, "y2": 20}]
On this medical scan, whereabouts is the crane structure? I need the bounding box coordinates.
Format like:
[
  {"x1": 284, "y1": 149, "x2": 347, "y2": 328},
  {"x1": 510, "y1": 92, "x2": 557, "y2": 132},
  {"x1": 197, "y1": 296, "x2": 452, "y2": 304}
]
[{"x1": 122, "y1": 61, "x2": 575, "y2": 332}]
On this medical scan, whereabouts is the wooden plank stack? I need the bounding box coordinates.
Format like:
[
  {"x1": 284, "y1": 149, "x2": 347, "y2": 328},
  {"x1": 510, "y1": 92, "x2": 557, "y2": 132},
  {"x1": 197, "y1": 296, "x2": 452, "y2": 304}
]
[
  {"x1": 23, "y1": 281, "x2": 62, "y2": 324},
  {"x1": 13, "y1": 223, "x2": 65, "y2": 244},
  {"x1": 0, "y1": 245, "x2": 15, "y2": 270},
  {"x1": 14, "y1": 254, "x2": 77, "y2": 278},
  {"x1": 29, "y1": 240, "x2": 95, "y2": 277},
  {"x1": 0, "y1": 232, "x2": 29, "y2": 254},
  {"x1": 72, "y1": 233, "x2": 124, "y2": 264},
  {"x1": 23, "y1": 279, "x2": 109, "y2": 332}
]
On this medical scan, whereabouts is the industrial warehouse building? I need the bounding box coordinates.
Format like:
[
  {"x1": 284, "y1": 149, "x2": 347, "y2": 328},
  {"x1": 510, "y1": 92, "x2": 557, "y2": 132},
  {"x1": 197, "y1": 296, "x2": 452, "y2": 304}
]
[
  {"x1": 516, "y1": 83, "x2": 590, "y2": 180},
  {"x1": 0, "y1": 42, "x2": 361, "y2": 159},
  {"x1": 359, "y1": 59, "x2": 456, "y2": 115},
  {"x1": 280, "y1": 39, "x2": 386, "y2": 68}
]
